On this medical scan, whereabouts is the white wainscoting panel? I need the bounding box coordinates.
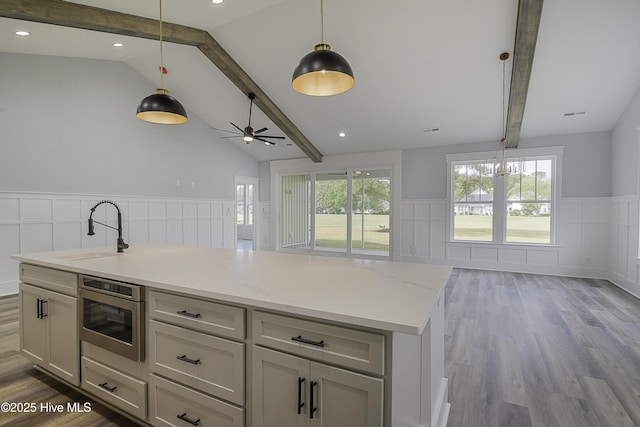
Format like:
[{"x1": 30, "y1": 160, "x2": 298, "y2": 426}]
[
  {"x1": 257, "y1": 202, "x2": 274, "y2": 251},
  {"x1": 400, "y1": 197, "x2": 618, "y2": 278},
  {"x1": 0, "y1": 192, "x2": 236, "y2": 296}
]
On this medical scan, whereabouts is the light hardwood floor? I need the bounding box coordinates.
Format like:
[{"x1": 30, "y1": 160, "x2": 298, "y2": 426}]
[
  {"x1": 445, "y1": 269, "x2": 640, "y2": 427},
  {"x1": 1, "y1": 269, "x2": 639, "y2": 426}
]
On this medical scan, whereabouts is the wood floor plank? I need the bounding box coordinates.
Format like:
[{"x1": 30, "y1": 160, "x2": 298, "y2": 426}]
[
  {"x1": 446, "y1": 269, "x2": 640, "y2": 427},
  {"x1": 578, "y1": 376, "x2": 636, "y2": 427}
]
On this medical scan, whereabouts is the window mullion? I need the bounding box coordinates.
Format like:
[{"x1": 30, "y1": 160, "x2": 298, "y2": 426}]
[{"x1": 494, "y1": 175, "x2": 506, "y2": 243}]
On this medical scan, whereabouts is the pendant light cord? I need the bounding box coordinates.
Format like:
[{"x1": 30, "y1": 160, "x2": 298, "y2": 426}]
[
  {"x1": 159, "y1": 0, "x2": 165, "y2": 91},
  {"x1": 502, "y1": 56, "x2": 506, "y2": 141},
  {"x1": 320, "y1": 0, "x2": 324, "y2": 44}
]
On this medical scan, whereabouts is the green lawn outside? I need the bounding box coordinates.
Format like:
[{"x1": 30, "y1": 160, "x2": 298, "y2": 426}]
[
  {"x1": 315, "y1": 214, "x2": 389, "y2": 250},
  {"x1": 454, "y1": 215, "x2": 550, "y2": 243}
]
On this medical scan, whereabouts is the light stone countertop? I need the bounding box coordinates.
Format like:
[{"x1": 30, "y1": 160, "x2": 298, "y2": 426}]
[{"x1": 13, "y1": 245, "x2": 452, "y2": 335}]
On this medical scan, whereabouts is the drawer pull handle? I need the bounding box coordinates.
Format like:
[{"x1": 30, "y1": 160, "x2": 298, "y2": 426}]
[
  {"x1": 297, "y1": 377, "x2": 305, "y2": 414},
  {"x1": 176, "y1": 310, "x2": 201, "y2": 319},
  {"x1": 98, "y1": 382, "x2": 117, "y2": 393},
  {"x1": 292, "y1": 335, "x2": 325, "y2": 348},
  {"x1": 177, "y1": 412, "x2": 201, "y2": 426},
  {"x1": 310, "y1": 380, "x2": 318, "y2": 419},
  {"x1": 176, "y1": 354, "x2": 201, "y2": 365}
]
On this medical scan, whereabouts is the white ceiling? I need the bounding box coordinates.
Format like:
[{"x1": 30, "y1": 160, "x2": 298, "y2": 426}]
[{"x1": 2, "y1": 0, "x2": 640, "y2": 162}]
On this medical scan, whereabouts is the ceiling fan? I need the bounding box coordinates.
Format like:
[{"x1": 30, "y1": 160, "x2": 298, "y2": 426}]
[{"x1": 213, "y1": 93, "x2": 286, "y2": 146}]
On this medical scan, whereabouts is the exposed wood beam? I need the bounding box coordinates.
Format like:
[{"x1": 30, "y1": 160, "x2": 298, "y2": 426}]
[
  {"x1": 505, "y1": 0, "x2": 544, "y2": 148},
  {"x1": 0, "y1": 0, "x2": 323, "y2": 162}
]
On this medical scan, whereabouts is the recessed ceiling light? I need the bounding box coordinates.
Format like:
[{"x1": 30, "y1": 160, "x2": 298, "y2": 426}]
[
  {"x1": 112, "y1": 42, "x2": 124, "y2": 47},
  {"x1": 338, "y1": 132, "x2": 346, "y2": 137},
  {"x1": 15, "y1": 30, "x2": 30, "y2": 36},
  {"x1": 211, "y1": 0, "x2": 223, "y2": 4}
]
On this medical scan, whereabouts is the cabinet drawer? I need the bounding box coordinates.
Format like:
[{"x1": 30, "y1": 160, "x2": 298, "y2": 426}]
[
  {"x1": 81, "y1": 356, "x2": 147, "y2": 420},
  {"x1": 149, "y1": 320, "x2": 245, "y2": 405},
  {"x1": 20, "y1": 264, "x2": 77, "y2": 296},
  {"x1": 149, "y1": 290, "x2": 245, "y2": 340},
  {"x1": 149, "y1": 374, "x2": 244, "y2": 427},
  {"x1": 252, "y1": 311, "x2": 385, "y2": 375}
]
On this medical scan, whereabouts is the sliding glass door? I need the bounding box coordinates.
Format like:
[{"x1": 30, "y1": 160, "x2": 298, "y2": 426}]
[{"x1": 280, "y1": 169, "x2": 391, "y2": 257}]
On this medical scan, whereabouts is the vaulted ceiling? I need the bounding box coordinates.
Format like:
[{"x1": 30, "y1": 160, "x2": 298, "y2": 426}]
[{"x1": 2, "y1": 0, "x2": 639, "y2": 162}]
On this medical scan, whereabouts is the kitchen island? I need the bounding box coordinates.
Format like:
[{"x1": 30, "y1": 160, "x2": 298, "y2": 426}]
[{"x1": 13, "y1": 245, "x2": 451, "y2": 427}]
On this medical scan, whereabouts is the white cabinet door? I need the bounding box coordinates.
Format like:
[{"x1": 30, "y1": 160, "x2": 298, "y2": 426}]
[
  {"x1": 252, "y1": 346, "x2": 308, "y2": 427},
  {"x1": 309, "y1": 362, "x2": 383, "y2": 427},
  {"x1": 46, "y1": 290, "x2": 79, "y2": 385},
  {"x1": 252, "y1": 346, "x2": 383, "y2": 427},
  {"x1": 20, "y1": 283, "x2": 46, "y2": 364},
  {"x1": 19, "y1": 282, "x2": 79, "y2": 386}
]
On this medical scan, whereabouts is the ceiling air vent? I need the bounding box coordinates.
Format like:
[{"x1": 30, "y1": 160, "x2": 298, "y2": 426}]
[
  {"x1": 423, "y1": 128, "x2": 440, "y2": 133},
  {"x1": 563, "y1": 111, "x2": 586, "y2": 117}
]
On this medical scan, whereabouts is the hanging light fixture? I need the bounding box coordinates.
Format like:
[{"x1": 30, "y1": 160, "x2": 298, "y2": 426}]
[
  {"x1": 292, "y1": 0, "x2": 354, "y2": 96},
  {"x1": 495, "y1": 52, "x2": 512, "y2": 177},
  {"x1": 136, "y1": 0, "x2": 188, "y2": 124}
]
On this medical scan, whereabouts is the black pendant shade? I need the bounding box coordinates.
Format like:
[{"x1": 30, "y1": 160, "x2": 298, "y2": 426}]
[
  {"x1": 292, "y1": 43, "x2": 354, "y2": 96},
  {"x1": 136, "y1": 89, "x2": 188, "y2": 125},
  {"x1": 136, "y1": 0, "x2": 188, "y2": 125}
]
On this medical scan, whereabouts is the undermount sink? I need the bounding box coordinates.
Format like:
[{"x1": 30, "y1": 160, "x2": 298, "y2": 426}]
[{"x1": 53, "y1": 252, "x2": 120, "y2": 261}]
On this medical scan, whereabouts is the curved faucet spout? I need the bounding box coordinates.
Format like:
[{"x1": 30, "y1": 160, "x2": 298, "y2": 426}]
[{"x1": 87, "y1": 200, "x2": 129, "y2": 253}]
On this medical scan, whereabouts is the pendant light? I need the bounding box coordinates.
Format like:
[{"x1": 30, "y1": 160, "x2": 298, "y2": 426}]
[
  {"x1": 292, "y1": 0, "x2": 354, "y2": 96},
  {"x1": 495, "y1": 52, "x2": 511, "y2": 177},
  {"x1": 136, "y1": 0, "x2": 188, "y2": 124}
]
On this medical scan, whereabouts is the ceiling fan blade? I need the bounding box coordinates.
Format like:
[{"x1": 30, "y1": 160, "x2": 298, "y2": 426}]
[
  {"x1": 254, "y1": 127, "x2": 268, "y2": 134},
  {"x1": 230, "y1": 122, "x2": 244, "y2": 133},
  {"x1": 255, "y1": 137, "x2": 276, "y2": 145},
  {"x1": 257, "y1": 135, "x2": 285, "y2": 140},
  {"x1": 210, "y1": 127, "x2": 239, "y2": 133},
  {"x1": 221, "y1": 135, "x2": 242, "y2": 139}
]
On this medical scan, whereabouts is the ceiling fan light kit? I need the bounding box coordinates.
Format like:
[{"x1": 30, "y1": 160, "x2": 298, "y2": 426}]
[
  {"x1": 292, "y1": 0, "x2": 354, "y2": 96},
  {"x1": 136, "y1": 0, "x2": 188, "y2": 125}
]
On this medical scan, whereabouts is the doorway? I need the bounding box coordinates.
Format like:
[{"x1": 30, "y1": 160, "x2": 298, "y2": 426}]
[{"x1": 235, "y1": 176, "x2": 258, "y2": 250}]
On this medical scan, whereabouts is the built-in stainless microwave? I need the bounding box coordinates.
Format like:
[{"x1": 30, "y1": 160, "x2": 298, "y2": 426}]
[{"x1": 79, "y1": 275, "x2": 144, "y2": 361}]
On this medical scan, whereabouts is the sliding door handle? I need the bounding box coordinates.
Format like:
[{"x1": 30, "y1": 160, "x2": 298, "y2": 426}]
[{"x1": 297, "y1": 377, "x2": 305, "y2": 414}]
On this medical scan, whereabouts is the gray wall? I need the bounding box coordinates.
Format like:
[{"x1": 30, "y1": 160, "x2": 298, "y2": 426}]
[
  {"x1": 0, "y1": 53, "x2": 259, "y2": 199},
  {"x1": 401, "y1": 131, "x2": 612, "y2": 200},
  {"x1": 259, "y1": 161, "x2": 271, "y2": 201},
  {"x1": 611, "y1": 85, "x2": 640, "y2": 197}
]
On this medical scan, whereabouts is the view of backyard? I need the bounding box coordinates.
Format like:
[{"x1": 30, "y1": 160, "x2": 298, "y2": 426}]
[
  {"x1": 454, "y1": 215, "x2": 550, "y2": 243},
  {"x1": 315, "y1": 213, "x2": 390, "y2": 250}
]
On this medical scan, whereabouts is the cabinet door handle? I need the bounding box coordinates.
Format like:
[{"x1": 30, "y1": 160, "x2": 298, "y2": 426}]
[
  {"x1": 291, "y1": 335, "x2": 325, "y2": 348},
  {"x1": 176, "y1": 354, "x2": 201, "y2": 365},
  {"x1": 36, "y1": 298, "x2": 42, "y2": 319},
  {"x1": 177, "y1": 412, "x2": 201, "y2": 426},
  {"x1": 40, "y1": 300, "x2": 48, "y2": 318},
  {"x1": 297, "y1": 377, "x2": 305, "y2": 414},
  {"x1": 310, "y1": 380, "x2": 318, "y2": 419},
  {"x1": 98, "y1": 382, "x2": 117, "y2": 393},
  {"x1": 176, "y1": 309, "x2": 201, "y2": 319}
]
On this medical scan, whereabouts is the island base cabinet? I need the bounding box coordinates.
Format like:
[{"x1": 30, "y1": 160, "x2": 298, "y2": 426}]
[
  {"x1": 149, "y1": 373, "x2": 244, "y2": 427},
  {"x1": 19, "y1": 282, "x2": 79, "y2": 386},
  {"x1": 252, "y1": 346, "x2": 383, "y2": 427}
]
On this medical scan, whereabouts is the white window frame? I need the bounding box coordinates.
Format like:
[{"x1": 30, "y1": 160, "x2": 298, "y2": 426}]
[{"x1": 446, "y1": 146, "x2": 563, "y2": 246}]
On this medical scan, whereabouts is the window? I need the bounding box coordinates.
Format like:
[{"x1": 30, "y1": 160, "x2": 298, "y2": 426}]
[
  {"x1": 236, "y1": 183, "x2": 254, "y2": 225},
  {"x1": 449, "y1": 148, "x2": 560, "y2": 245}
]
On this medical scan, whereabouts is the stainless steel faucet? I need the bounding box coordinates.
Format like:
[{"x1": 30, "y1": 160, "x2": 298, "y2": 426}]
[{"x1": 87, "y1": 200, "x2": 129, "y2": 253}]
